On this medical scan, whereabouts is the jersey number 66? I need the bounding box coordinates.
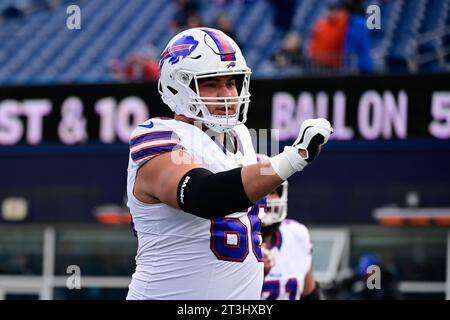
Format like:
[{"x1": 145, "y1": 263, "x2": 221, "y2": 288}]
[{"x1": 210, "y1": 201, "x2": 265, "y2": 262}]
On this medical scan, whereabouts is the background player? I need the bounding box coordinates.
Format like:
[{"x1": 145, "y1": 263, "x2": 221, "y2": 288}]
[{"x1": 258, "y1": 154, "x2": 324, "y2": 300}]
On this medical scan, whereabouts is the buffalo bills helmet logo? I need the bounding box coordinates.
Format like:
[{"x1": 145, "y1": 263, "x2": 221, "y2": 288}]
[
  {"x1": 159, "y1": 35, "x2": 199, "y2": 71},
  {"x1": 226, "y1": 62, "x2": 236, "y2": 68}
]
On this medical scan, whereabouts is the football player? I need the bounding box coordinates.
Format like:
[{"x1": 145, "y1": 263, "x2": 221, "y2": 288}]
[
  {"x1": 257, "y1": 154, "x2": 324, "y2": 300},
  {"x1": 126, "y1": 27, "x2": 332, "y2": 299}
]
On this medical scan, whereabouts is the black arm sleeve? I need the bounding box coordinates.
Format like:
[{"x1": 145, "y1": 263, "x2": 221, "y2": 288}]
[{"x1": 176, "y1": 167, "x2": 254, "y2": 218}]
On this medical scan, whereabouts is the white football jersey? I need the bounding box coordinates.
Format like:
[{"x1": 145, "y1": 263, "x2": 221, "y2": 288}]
[
  {"x1": 261, "y1": 219, "x2": 312, "y2": 300},
  {"x1": 126, "y1": 118, "x2": 265, "y2": 300}
]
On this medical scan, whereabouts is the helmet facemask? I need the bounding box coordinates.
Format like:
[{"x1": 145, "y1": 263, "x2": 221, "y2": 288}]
[{"x1": 180, "y1": 69, "x2": 251, "y2": 133}]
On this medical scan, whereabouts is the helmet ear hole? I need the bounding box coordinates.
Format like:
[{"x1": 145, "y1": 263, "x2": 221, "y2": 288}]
[{"x1": 188, "y1": 104, "x2": 198, "y2": 114}]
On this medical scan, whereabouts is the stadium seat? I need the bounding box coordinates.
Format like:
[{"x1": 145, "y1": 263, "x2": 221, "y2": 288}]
[{"x1": 0, "y1": 0, "x2": 449, "y2": 84}]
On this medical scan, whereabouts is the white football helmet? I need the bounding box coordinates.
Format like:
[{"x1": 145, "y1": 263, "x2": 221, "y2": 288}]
[
  {"x1": 256, "y1": 154, "x2": 288, "y2": 226},
  {"x1": 263, "y1": 181, "x2": 288, "y2": 227},
  {"x1": 158, "y1": 27, "x2": 251, "y2": 133}
]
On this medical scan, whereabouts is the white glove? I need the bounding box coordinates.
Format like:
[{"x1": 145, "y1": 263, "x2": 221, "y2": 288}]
[
  {"x1": 270, "y1": 118, "x2": 333, "y2": 180},
  {"x1": 293, "y1": 118, "x2": 333, "y2": 162}
]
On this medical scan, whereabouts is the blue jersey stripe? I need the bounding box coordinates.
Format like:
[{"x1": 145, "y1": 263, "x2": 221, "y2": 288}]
[
  {"x1": 130, "y1": 133, "x2": 176, "y2": 147},
  {"x1": 131, "y1": 145, "x2": 178, "y2": 160}
]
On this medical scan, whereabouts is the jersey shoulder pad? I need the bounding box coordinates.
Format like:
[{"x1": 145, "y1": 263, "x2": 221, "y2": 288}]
[{"x1": 129, "y1": 119, "x2": 182, "y2": 165}]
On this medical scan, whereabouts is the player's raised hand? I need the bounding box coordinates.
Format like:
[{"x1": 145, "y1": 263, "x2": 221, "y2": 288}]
[
  {"x1": 293, "y1": 118, "x2": 333, "y2": 163},
  {"x1": 269, "y1": 118, "x2": 333, "y2": 180}
]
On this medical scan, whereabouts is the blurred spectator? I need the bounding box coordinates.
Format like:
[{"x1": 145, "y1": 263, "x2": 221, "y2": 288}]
[
  {"x1": 212, "y1": 0, "x2": 233, "y2": 6},
  {"x1": 110, "y1": 47, "x2": 159, "y2": 82},
  {"x1": 2, "y1": 0, "x2": 31, "y2": 19},
  {"x1": 272, "y1": 31, "x2": 304, "y2": 69},
  {"x1": 343, "y1": 0, "x2": 374, "y2": 73},
  {"x1": 214, "y1": 15, "x2": 240, "y2": 47},
  {"x1": 308, "y1": 3, "x2": 348, "y2": 70},
  {"x1": 3, "y1": 6, "x2": 23, "y2": 19},
  {"x1": 269, "y1": 0, "x2": 296, "y2": 33},
  {"x1": 171, "y1": 0, "x2": 200, "y2": 33},
  {"x1": 43, "y1": 0, "x2": 63, "y2": 10},
  {"x1": 2, "y1": 0, "x2": 63, "y2": 20},
  {"x1": 186, "y1": 12, "x2": 204, "y2": 29}
]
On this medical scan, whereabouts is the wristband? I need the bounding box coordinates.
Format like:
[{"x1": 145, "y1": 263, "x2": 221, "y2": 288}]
[{"x1": 269, "y1": 146, "x2": 308, "y2": 180}]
